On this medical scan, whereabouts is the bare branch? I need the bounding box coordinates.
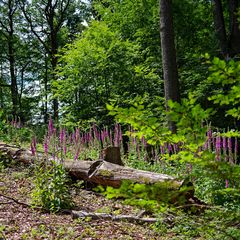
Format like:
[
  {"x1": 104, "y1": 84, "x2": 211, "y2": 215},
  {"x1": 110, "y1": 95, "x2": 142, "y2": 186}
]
[
  {"x1": 56, "y1": 0, "x2": 71, "y2": 32},
  {"x1": 0, "y1": 20, "x2": 10, "y2": 35},
  {"x1": 71, "y1": 210, "x2": 158, "y2": 224},
  {"x1": 0, "y1": 193, "x2": 31, "y2": 208},
  {"x1": 19, "y1": 1, "x2": 50, "y2": 52},
  {"x1": 0, "y1": 84, "x2": 11, "y2": 88}
]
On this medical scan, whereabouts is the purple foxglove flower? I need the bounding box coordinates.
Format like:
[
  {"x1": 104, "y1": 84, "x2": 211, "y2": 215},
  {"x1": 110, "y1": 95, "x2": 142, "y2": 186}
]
[
  {"x1": 132, "y1": 137, "x2": 136, "y2": 148},
  {"x1": 173, "y1": 144, "x2": 179, "y2": 154},
  {"x1": 44, "y1": 137, "x2": 48, "y2": 155},
  {"x1": 234, "y1": 137, "x2": 238, "y2": 153},
  {"x1": 48, "y1": 116, "x2": 54, "y2": 136},
  {"x1": 53, "y1": 128, "x2": 56, "y2": 137},
  {"x1": 74, "y1": 148, "x2": 80, "y2": 161},
  {"x1": 141, "y1": 136, "x2": 147, "y2": 148},
  {"x1": 222, "y1": 137, "x2": 227, "y2": 150},
  {"x1": 207, "y1": 129, "x2": 212, "y2": 151},
  {"x1": 228, "y1": 137, "x2": 232, "y2": 151},
  {"x1": 168, "y1": 144, "x2": 173, "y2": 154},
  {"x1": 207, "y1": 129, "x2": 212, "y2": 139},
  {"x1": 109, "y1": 130, "x2": 113, "y2": 145},
  {"x1": 136, "y1": 143, "x2": 140, "y2": 158},
  {"x1": 93, "y1": 124, "x2": 98, "y2": 139},
  {"x1": 160, "y1": 145, "x2": 165, "y2": 155},
  {"x1": 75, "y1": 128, "x2": 80, "y2": 144},
  {"x1": 215, "y1": 135, "x2": 221, "y2": 161},
  {"x1": 64, "y1": 145, "x2": 67, "y2": 155},
  {"x1": 101, "y1": 130, "x2": 105, "y2": 145},
  {"x1": 30, "y1": 137, "x2": 37, "y2": 156},
  {"x1": 89, "y1": 128, "x2": 93, "y2": 143},
  {"x1": 71, "y1": 132, "x2": 75, "y2": 143},
  {"x1": 234, "y1": 137, "x2": 238, "y2": 164},
  {"x1": 30, "y1": 142, "x2": 36, "y2": 156},
  {"x1": 225, "y1": 179, "x2": 229, "y2": 188},
  {"x1": 215, "y1": 135, "x2": 221, "y2": 151},
  {"x1": 59, "y1": 128, "x2": 65, "y2": 145}
]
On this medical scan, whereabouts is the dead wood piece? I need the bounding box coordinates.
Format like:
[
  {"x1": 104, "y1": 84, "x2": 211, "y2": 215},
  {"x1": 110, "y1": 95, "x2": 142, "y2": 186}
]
[
  {"x1": 71, "y1": 210, "x2": 157, "y2": 224},
  {"x1": 0, "y1": 193, "x2": 31, "y2": 208},
  {"x1": 102, "y1": 146, "x2": 124, "y2": 166},
  {"x1": 88, "y1": 160, "x2": 183, "y2": 189},
  {"x1": 0, "y1": 142, "x2": 194, "y2": 203}
]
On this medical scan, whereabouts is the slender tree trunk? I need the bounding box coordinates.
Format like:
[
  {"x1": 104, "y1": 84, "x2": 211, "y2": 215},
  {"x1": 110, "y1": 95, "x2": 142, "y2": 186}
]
[
  {"x1": 50, "y1": 24, "x2": 59, "y2": 121},
  {"x1": 44, "y1": 53, "x2": 48, "y2": 124},
  {"x1": 159, "y1": 0, "x2": 180, "y2": 133},
  {"x1": 212, "y1": 0, "x2": 228, "y2": 57},
  {"x1": 0, "y1": 64, "x2": 4, "y2": 108},
  {"x1": 51, "y1": 51, "x2": 59, "y2": 122},
  {"x1": 8, "y1": 4, "x2": 18, "y2": 118},
  {"x1": 228, "y1": 0, "x2": 240, "y2": 57}
]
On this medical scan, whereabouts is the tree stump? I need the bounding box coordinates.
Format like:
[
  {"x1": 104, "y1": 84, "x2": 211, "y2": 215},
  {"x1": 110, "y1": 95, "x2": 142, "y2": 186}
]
[{"x1": 102, "y1": 146, "x2": 124, "y2": 166}]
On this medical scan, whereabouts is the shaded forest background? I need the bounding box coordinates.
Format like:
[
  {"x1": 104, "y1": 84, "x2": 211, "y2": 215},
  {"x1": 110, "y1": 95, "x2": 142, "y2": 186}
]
[{"x1": 0, "y1": 0, "x2": 240, "y2": 130}]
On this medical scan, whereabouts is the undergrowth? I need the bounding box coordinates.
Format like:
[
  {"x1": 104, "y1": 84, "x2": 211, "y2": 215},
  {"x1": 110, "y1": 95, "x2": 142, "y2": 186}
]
[{"x1": 31, "y1": 161, "x2": 72, "y2": 212}]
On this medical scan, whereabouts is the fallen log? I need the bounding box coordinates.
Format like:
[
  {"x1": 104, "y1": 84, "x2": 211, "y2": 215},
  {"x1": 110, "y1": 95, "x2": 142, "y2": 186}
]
[
  {"x1": 71, "y1": 210, "x2": 157, "y2": 224},
  {"x1": 0, "y1": 142, "x2": 193, "y2": 203}
]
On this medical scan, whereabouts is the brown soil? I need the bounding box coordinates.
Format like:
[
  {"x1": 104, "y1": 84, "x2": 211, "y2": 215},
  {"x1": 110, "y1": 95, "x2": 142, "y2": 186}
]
[{"x1": 0, "y1": 163, "x2": 162, "y2": 240}]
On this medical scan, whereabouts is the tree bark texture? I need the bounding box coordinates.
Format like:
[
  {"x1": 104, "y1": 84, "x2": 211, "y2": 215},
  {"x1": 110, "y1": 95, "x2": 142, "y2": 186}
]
[
  {"x1": 228, "y1": 0, "x2": 240, "y2": 57},
  {"x1": 159, "y1": 0, "x2": 180, "y2": 133},
  {"x1": 7, "y1": 0, "x2": 19, "y2": 118},
  {"x1": 101, "y1": 146, "x2": 124, "y2": 166},
  {"x1": 212, "y1": 0, "x2": 228, "y2": 57},
  {"x1": 212, "y1": 0, "x2": 240, "y2": 57}
]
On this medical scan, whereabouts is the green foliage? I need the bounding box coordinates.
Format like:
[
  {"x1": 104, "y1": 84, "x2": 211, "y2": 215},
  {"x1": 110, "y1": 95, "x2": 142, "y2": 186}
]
[
  {"x1": 213, "y1": 188, "x2": 240, "y2": 206},
  {"x1": 107, "y1": 92, "x2": 240, "y2": 210},
  {"x1": 107, "y1": 94, "x2": 170, "y2": 145},
  {"x1": 154, "y1": 206, "x2": 240, "y2": 239},
  {"x1": 108, "y1": 93, "x2": 213, "y2": 162},
  {"x1": 208, "y1": 57, "x2": 240, "y2": 119},
  {"x1": 0, "y1": 110, "x2": 6, "y2": 138},
  {"x1": 31, "y1": 161, "x2": 72, "y2": 212},
  {"x1": 55, "y1": 19, "x2": 160, "y2": 124},
  {"x1": 0, "y1": 112, "x2": 33, "y2": 144},
  {"x1": 95, "y1": 180, "x2": 192, "y2": 212},
  {"x1": 193, "y1": 162, "x2": 240, "y2": 205},
  {"x1": 168, "y1": 93, "x2": 214, "y2": 154}
]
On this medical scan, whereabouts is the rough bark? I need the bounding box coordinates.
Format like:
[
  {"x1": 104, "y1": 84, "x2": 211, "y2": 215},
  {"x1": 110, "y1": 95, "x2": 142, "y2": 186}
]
[
  {"x1": 228, "y1": 0, "x2": 240, "y2": 57},
  {"x1": 159, "y1": 0, "x2": 180, "y2": 133},
  {"x1": 5, "y1": 0, "x2": 18, "y2": 118},
  {"x1": 101, "y1": 146, "x2": 124, "y2": 166},
  {"x1": 0, "y1": 142, "x2": 193, "y2": 203},
  {"x1": 212, "y1": 0, "x2": 228, "y2": 57},
  {"x1": 212, "y1": 0, "x2": 240, "y2": 58}
]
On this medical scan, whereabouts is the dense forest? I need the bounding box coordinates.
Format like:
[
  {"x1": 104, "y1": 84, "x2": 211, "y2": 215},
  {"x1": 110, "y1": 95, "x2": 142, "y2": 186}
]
[
  {"x1": 0, "y1": 0, "x2": 239, "y2": 128},
  {"x1": 1, "y1": 0, "x2": 240, "y2": 239}
]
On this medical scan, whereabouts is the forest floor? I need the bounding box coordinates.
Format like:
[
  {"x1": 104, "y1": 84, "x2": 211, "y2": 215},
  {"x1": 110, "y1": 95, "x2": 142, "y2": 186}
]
[{"x1": 0, "y1": 163, "x2": 163, "y2": 240}]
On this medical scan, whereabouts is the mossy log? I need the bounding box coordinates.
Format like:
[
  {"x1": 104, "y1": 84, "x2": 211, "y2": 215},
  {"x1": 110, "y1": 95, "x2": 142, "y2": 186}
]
[{"x1": 0, "y1": 142, "x2": 193, "y2": 202}]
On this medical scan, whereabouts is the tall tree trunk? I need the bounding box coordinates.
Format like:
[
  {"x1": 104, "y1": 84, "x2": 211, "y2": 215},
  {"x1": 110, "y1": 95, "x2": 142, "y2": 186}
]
[
  {"x1": 9, "y1": 41, "x2": 18, "y2": 118},
  {"x1": 212, "y1": 0, "x2": 228, "y2": 57},
  {"x1": 44, "y1": 54, "x2": 48, "y2": 124},
  {"x1": 0, "y1": 64, "x2": 4, "y2": 108},
  {"x1": 8, "y1": 2, "x2": 18, "y2": 118},
  {"x1": 159, "y1": 0, "x2": 180, "y2": 133},
  {"x1": 50, "y1": 30, "x2": 59, "y2": 122},
  {"x1": 228, "y1": 0, "x2": 240, "y2": 57}
]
